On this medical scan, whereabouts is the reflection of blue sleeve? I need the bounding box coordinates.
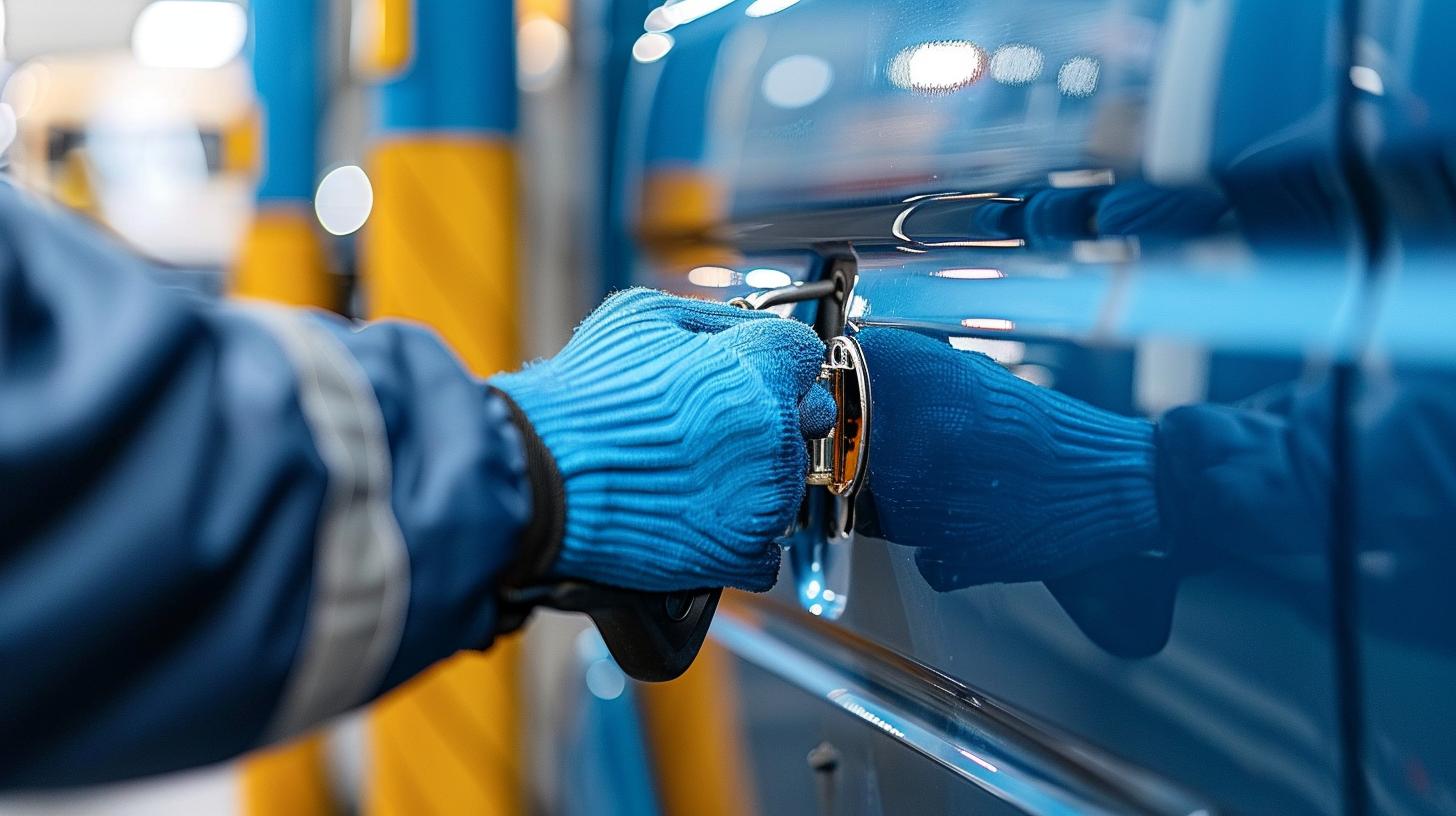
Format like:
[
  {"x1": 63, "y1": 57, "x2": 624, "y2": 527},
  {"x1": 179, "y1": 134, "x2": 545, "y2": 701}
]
[
  {"x1": 1155, "y1": 384, "x2": 1333, "y2": 560},
  {"x1": 0, "y1": 184, "x2": 529, "y2": 788}
]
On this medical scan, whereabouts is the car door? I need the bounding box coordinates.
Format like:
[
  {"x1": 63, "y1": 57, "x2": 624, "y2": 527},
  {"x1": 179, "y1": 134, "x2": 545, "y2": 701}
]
[
  {"x1": 1347, "y1": 3, "x2": 1456, "y2": 813},
  {"x1": 614, "y1": 1, "x2": 1365, "y2": 812}
]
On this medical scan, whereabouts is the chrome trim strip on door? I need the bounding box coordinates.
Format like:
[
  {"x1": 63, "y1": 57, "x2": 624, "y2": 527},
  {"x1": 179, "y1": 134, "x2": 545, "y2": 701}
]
[{"x1": 712, "y1": 601, "x2": 1218, "y2": 816}]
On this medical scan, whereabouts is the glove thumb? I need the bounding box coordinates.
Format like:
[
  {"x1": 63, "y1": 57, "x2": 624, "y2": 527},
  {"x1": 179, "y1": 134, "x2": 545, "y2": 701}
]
[{"x1": 713, "y1": 317, "x2": 826, "y2": 404}]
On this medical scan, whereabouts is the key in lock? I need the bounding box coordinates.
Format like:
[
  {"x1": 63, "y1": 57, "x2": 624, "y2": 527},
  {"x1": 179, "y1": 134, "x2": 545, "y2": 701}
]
[{"x1": 729, "y1": 274, "x2": 871, "y2": 541}]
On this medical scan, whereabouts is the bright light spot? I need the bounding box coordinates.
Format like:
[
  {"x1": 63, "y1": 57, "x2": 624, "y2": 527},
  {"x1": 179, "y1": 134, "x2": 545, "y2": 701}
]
[
  {"x1": 0, "y1": 104, "x2": 17, "y2": 156},
  {"x1": 314, "y1": 165, "x2": 374, "y2": 236},
  {"x1": 1350, "y1": 65, "x2": 1385, "y2": 96},
  {"x1": 890, "y1": 41, "x2": 986, "y2": 93},
  {"x1": 632, "y1": 32, "x2": 675, "y2": 63},
  {"x1": 643, "y1": 6, "x2": 673, "y2": 31},
  {"x1": 821, "y1": 589, "x2": 837, "y2": 602},
  {"x1": 132, "y1": 1, "x2": 248, "y2": 69},
  {"x1": 1014, "y1": 363, "x2": 1055, "y2": 387},
  {"x1": 762, "y1": 54, "x2": 833, "y2": 109},
  {"x1": 2, "y1": 63, "x2": 45, "y2": 118},
  {"x1": 989, "y1": 44, "x2": 1043, "y2": 86},
  {"x1": 958, "y1": 748, "x2": 1000, "y2": 773},
  {"x1": 808, "y1": 603, "x2": 824, "y2": 616},
  {"x1": 961, "y1": 317, "x2": 1016, "y2": 332},
  {"x1": 746, "y1": 0, "x2": 802, "y2": 17},
  {"x1": 646, "y1": 0, "x2": 735, "y2": 30},
  {"x1": 1048, "y1": 168, "x2": 1116, "y2": 188},
  {"x1": 932, "y1": 268, "x2": 1004, "y2": 280},
  {"x1": 744, "y1": 268, "x2": 792, "y2": 288},
  {"x1": 949, "y1": 337, "x2": 1025, "y2": 364},
  {"x1": 687, "y1": 265, "x2": 741, "y2": 287},
  {"x1": 585, "y1": 658, "x2": 626, "y2": 700},
  {"x1": 518, "y1": 15, "x2": 570, "y2": 93},
  {"x1": 1057, "y1": 56, "x2": 1101, "y2": 98},
  {"x1": 805, "y1": 579, "x2": 821, "y2": 598}
]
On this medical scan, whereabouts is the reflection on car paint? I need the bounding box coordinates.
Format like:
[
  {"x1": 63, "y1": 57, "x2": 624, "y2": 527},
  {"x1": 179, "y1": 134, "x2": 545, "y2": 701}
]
[{"x1": 602, "y1": 0, "x2": 1456, "y2": 812}]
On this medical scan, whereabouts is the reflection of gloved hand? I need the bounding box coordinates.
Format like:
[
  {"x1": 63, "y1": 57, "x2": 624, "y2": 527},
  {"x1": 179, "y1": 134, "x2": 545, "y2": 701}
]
[
  {"x1": 492, "y1": 289, "x2": 834, "y2": 592},
  {"x1": 855, "y1": 328, "x2": 1162, "y2": 590}
]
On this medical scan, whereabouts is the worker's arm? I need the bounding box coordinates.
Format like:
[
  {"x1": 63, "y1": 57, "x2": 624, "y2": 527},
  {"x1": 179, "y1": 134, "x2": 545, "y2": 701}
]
[
  {"x1": 0, "y1": 182, "x2": 828, "y2": 788},
  {"x1": 855, "y1": 328, "x2": 1333, "y2": 589}
]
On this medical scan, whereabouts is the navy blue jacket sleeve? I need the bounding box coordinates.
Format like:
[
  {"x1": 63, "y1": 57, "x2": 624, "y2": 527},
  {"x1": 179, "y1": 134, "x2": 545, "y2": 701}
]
[
  {"x1": 1155, "y1": 380, "x2": 1335, "y2": 563},
  {"x1": 0, "y1": 182, "x2": 531, "y2": 788}
]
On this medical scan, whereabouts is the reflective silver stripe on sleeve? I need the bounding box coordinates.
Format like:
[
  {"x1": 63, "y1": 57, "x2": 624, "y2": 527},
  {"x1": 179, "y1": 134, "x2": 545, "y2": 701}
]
[{"x1": 244, "y1": 306, "x2": 410, "y2": 742}]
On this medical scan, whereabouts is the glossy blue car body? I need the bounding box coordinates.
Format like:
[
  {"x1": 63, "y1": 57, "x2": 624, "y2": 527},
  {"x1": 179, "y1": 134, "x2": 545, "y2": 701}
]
[{"x1": 572, "y1": 1, "x2": 1456, "y2": 813}]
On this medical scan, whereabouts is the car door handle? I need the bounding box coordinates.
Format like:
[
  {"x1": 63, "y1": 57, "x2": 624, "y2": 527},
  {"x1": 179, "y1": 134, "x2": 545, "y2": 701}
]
[{"x1": 712, "y1": 192, "x2": 1026, "y2": 252}]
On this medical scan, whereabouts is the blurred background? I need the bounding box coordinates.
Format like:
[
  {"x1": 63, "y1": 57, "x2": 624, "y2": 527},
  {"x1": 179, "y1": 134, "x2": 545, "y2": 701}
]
[
  {"x1": 0, "y1": 2, "x2": 715, "y2": 815},
  {"x1": 0, "y1": 0, "x2": 598, "y2": 351}
]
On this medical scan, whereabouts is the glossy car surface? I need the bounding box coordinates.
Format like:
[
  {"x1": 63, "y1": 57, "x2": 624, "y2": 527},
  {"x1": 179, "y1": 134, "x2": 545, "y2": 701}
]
[{"x1": 583, "y1": 1, "x2": 1454, "y2": 813}]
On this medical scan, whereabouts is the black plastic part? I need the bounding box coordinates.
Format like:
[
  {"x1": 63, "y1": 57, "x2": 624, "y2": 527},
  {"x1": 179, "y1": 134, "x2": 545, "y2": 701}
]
[{"x1": 501, "y1": 582, "x2": 721, "y2": 682}]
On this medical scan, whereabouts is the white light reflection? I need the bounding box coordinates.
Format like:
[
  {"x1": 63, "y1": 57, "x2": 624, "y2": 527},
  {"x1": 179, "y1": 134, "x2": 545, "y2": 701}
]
[
  {"x1": 962, "y1": 317, "x2": 1016, "y2": 332},
  {"x1": 687, "y1": 265, "x2": 741, "y2": 287},
  {"x1": 744, "y1": 267, "x2": 792, "y2": 288},
  {"x1": 932, "y1": 268, "x2": 1004, "y2": 280},
  {"x1": 3, "y1": 63, "x2": 46, "y2": 118},
  {"x1": 644, "y1": 6, "x2": 674, "y2": 31},
  {"x1": 808, "y1": 603, "x2": 824, "y2": 616},
  {"x1": 1014, "y1": 364, "x2": 1055, "y2": 388},
  {"x1": 762, "y1": 54, "x2": 833, "y2": 109},
  {"x1": 518, "y1": 15, "x2": 570, "y2": 92},
  {"x1": 949, "y1": 337, "x2": 1025, "y2": 364},
  {"x1": 989, "y1": 44, "x2": 1044, "y2": 86},
  {"x1": 830, "y1": 691, "x2": 908, "y2": 739},
  {"x1": 805, "y1": 579, "x2": 821, "y2": 598},
  {"x1": 0, "y1": 104, "x2": 16, "y2": 156},
  {"x1": 315, "y1": 165, "x2": 374, "y2": 236},
  {"x1": 1057, "y1": 56, "x2": 1101, "y2": 97},
  {"x1": 958, "y1": 748, "x2": 999, "y2": 773},
  {"x1": 584, "y1": 658, "x2": 626, "y2": 701},
  {"x1": 889, "y1": 41, "x2": 986, "y2": 93},
  {"x1": 746, "y1": 0, "x2": 802, "y2": 17},
  {"x1": 648, "y1": 0, "x2": 735, "y2": 30},
  {"x1": 1048, "y1": 168, "x2": 1116, "y2": 188},
  {"x1": 1350, "y1": 65, "x2": 1385, "y2": 96},
  {"x1": 132, "y1": 1, "x2": 248, "y2": 69},
  {"x1": 632, "y1": 32, "x2": 675, "y2": 63}
]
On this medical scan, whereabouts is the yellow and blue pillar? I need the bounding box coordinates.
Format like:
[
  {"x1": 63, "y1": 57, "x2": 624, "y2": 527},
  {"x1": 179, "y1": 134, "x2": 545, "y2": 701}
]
[
  {"x1": 232, "y1": 0, "x2": 337, "y2": 311},
  {"x1": 235, "y1": 2, "x2": 341, "y2": 814},
  {"x1": 360, "y1": 2, "x2": 526, "y2": 814}
]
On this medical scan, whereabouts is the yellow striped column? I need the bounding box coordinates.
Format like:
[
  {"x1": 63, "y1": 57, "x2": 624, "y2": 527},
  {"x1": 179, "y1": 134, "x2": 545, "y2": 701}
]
[
  {"x1": 231, "y1": 0, "x2": 337, "y2": 311},
  {"x1": 634, "y1": 168, "x2": 753, "y2": 816},
  {"x1": 360, "y1": 2, "x2": 526, "y2": 813},
  {"x1": 236, "y1": 2, "x2": 341, "y2": 814}
]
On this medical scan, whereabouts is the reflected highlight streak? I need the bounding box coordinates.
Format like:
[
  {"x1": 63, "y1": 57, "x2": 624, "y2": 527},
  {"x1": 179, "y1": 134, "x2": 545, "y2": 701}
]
[
  {"x1": 1057, "y1": 56, "x2": 1101, "y2": 97},
  {"x1": 687, "y1": 265, "x2": 741, "y2": 286},
  {"x1": 933, "y1": 268, "x2": 1005, "y2": 280},
  {"x1": 632, "y1": 32, "x2": 674, "y2": 63},
  {"x1": 990, "y1": 44, "x2": 1044, "y2": 86},
  {"x1": 745, "y1": 0, "x2": 802, "y2": 17},
  {"x1": 890, "y1": 41, "x2": 986, "y2": 93},
  {"x1": 962, "y1": 318, "x2": 1017, "y2": 332}
]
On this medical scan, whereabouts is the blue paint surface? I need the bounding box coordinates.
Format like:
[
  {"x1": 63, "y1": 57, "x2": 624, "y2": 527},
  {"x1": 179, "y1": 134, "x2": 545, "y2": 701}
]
[{"x1": 604, "y1": 0, "x2": 1456, "y2": 812}]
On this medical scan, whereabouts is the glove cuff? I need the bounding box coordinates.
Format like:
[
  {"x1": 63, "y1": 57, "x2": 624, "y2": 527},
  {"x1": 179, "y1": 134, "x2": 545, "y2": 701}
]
[
  {"x1": 492, "y1": 386, "x2": 566, "y2": 587},
  {"x1": 1028, "y1": 385, "x2": 1163, "y2": 558},
  {"x1": 958, "y1": 357, "x2": 1163, "y2": 578}
]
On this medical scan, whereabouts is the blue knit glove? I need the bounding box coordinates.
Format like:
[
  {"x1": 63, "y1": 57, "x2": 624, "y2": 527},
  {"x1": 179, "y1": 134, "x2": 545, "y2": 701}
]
[
  {"x1": 856, "y1": 328, "x2": 1162, "y2": 590},
  {"x1": 491, "y1": 289, "x2": 833, "y2": 592}
]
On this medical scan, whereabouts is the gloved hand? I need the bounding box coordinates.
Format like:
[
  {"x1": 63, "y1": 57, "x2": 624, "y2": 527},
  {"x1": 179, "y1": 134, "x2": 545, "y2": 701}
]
[
  {"x1": 491, "y1": 289, "x2": 835, "y2": 592},
  {"x1": 855, "y1": 328, "x2": 1163, "y2": 590}
]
